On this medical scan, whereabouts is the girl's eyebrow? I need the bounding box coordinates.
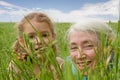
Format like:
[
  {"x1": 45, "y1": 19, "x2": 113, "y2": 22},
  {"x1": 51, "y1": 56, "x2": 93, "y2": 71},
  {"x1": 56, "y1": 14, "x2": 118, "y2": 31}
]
[
  {"x1": 41, "y1": 31, "x2": 49, "y2": 33},
  {"x1": 40, "y1": 31, "x2": 49, "y2": 34},
  {"x1": 28, "y1": 32, "x2": 36, "y2": 36}
]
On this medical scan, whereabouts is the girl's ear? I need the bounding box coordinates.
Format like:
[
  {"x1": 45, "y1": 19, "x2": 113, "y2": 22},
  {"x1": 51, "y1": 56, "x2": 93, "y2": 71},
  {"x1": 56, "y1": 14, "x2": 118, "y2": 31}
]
[
  {"x1": 53, "y1": 34, "x2": 56, "y2": 40},
  {"x1": 17, "y1": 36, "x2": 24, "y2": 46}
]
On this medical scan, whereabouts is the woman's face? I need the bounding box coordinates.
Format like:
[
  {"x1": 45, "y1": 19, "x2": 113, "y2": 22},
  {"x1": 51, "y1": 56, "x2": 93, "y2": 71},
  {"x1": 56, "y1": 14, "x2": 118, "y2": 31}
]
[
  {"x1": 69, "y1": 31, "x2": 99, "y2": 71},
  {"x1": 19, "y1": 20, "x2": 55, "y2": 60}
]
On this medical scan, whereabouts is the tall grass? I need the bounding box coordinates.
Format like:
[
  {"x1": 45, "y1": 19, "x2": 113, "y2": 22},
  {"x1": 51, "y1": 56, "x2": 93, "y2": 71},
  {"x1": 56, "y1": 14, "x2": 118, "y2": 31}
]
[{"x1": 0, "y1": 22, "x2": 120, "y2": 80}]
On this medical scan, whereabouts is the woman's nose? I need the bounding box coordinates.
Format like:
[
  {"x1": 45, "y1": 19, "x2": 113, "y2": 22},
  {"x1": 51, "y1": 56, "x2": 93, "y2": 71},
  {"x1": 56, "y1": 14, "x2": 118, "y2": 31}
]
[
  {"x1": 76, "y1": 52, "x2": 81, "y2": 58},
  {"x1": 76, "y1": 53, "x2": 86, "y2": 60},
  {"x1": 76, "y1": 48, "x2": 86, "y2": 59}
]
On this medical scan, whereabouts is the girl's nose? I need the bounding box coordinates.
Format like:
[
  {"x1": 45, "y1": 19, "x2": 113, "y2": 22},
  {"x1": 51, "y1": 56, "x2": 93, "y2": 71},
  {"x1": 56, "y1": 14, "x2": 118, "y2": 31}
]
[
  {"x1": 35, "y1": 37, "x2": 42, "y2": 44},
  {"x1": 34, "y1": 37, "x2": 43, "y2": 49}
]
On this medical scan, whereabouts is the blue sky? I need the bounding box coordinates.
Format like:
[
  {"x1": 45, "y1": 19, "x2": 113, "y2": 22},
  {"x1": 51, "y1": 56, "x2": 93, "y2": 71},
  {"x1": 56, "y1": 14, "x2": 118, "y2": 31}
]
[
  {"x1": 0, "y1": 0, "x2": 119, "y2": 22},
  {"x1": 3, "y1": 0, "x2": 108, "y2": 12}
]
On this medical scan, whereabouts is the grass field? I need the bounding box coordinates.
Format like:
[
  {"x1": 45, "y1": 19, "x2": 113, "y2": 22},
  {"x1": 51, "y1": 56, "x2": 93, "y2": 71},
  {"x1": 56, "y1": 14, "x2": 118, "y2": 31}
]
[{"x1": 0, "y1": 22, "x2": 120, "y2": 80}]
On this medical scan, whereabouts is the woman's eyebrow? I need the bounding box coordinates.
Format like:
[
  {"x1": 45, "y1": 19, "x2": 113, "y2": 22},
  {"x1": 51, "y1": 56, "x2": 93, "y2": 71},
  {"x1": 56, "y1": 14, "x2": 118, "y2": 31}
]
[
  {"x1": 70, "y1": 42, "x2": 77, "y2": 46},
  {"x1": 81, "y1": 40, "x2": 93, "y2": 45}
]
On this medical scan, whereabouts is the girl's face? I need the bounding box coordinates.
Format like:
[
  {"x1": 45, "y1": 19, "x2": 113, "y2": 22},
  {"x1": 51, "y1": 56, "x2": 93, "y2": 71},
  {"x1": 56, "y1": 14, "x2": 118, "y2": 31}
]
[
  {"x1": 19, "y1": 20, "x2": 55, "y2": 60},
  {"x1": 69, "y1": 31, "x2": 99, "y2": 71}
]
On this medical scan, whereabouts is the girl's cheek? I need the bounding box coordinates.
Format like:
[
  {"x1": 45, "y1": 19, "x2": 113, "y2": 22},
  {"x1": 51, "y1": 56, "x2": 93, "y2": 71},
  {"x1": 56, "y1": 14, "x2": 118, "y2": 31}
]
[
  {"x1": 44, "y1": 39, "x2": 49, "y2": 44},
  {"x1": 29, "y1": 39, "x2": 35, "y2": 43}
]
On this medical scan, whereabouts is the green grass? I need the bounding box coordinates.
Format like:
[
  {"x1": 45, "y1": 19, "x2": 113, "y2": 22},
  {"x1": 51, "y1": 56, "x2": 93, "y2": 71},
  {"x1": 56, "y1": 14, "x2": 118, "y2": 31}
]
[{"x1": 0, "y1": 22, "x2": 120, "y2": 80}]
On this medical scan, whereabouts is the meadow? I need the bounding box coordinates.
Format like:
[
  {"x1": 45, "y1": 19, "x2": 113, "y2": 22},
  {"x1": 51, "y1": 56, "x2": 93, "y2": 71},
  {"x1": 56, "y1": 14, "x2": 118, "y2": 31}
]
[{"x1": 0, "y1": 22, "x2": 119, "y2": 80}]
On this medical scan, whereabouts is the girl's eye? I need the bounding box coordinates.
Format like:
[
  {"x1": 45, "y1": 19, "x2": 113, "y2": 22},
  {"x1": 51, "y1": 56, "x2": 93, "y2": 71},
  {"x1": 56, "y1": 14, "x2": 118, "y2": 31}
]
[
  {"x1": 42, "y1": 33, "x2": 49, "y2": 37},
  {"x1": 28, "y1": 35, "x2": 35, "y2": 39}
]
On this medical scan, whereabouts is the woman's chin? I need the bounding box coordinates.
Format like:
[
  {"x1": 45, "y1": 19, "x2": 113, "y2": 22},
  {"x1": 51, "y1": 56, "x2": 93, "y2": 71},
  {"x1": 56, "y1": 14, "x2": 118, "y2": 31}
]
[{"x1": 76, "y1": 62, "x2": 93, "y2": 71}]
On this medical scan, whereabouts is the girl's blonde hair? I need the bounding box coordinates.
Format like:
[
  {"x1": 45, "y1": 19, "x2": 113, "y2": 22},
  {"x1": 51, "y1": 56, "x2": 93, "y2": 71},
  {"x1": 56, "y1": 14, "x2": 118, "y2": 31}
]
[
  {"x1": 18, "y1": 12, "x2": 55, "y2": 36},
  {"x1": 12, "y1": 12, "x2": 57, "y2": 58}
]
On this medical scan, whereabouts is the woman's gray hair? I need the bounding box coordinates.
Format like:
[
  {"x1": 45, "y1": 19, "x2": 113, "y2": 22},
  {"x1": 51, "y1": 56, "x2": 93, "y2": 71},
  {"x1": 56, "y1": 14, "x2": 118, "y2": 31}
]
[{"x1": 66, "y1": 20, "x2": 115, "y2": 42}]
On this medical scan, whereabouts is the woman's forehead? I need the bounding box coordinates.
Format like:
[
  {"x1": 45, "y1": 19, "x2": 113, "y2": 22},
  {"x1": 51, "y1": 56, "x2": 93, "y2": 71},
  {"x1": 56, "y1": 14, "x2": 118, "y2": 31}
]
[
  {"x1": 69, "y1": 31, "x2": 98, "y2": 42},
  {"x1": 70, "y1": 30, "x2": 96, "y2": 37}
]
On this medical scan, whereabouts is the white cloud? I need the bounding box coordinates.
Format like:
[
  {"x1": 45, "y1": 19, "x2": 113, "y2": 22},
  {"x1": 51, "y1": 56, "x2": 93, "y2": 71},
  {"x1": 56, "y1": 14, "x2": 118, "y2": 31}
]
[
  {"x1": 44, "y1": 0, "x2": 118, "y2": 22},
  {"x1": 0, "y1": 0, "x2": 118, "y2": 22},
  {"x1": 65, "y1": 0, "x2": 118, "y2": 22},
  {"x1": 0, "y1": 1, "x2": 26, "y2": 9},
  {"x1": 0, "y1": 9, "x2": 6, "y2": 14},
  {"x1": 0, "y1": 1, "x2": 15, "y2": 7},
  {"x1": 78, "y1": 0, "x2": 118, "y2": 16}
]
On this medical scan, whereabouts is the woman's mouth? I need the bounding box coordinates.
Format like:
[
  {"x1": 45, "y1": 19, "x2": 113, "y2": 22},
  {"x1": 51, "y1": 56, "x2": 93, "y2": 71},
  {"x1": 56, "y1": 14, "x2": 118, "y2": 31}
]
[{"x1": 76, "y1": 60, "x2": 92, "y2": 70}]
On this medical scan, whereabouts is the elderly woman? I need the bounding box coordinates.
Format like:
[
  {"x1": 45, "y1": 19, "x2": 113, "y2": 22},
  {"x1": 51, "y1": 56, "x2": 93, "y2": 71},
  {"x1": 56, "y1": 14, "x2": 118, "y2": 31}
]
[{"x1": 65, "y1": 20, "x2": 115, "y2": 80}]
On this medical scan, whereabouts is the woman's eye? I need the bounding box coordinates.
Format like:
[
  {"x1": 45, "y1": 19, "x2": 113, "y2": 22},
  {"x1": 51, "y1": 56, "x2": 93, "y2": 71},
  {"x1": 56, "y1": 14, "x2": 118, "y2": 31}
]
[
  {"x1": 87, "y1": 44, "x2": 93, "y2": 47},
  {"x1": 70, "y1": 46, "x2": 78, "y2": 51},
  {"x1": 83, "y1": 44, "x2": 94, "y2": 49}
]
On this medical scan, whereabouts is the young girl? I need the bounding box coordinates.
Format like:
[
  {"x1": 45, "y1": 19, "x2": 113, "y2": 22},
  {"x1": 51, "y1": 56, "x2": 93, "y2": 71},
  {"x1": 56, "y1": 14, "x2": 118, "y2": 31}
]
[{"x1": 9, "y1": 12, "x2": 63, "y2": 80}]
